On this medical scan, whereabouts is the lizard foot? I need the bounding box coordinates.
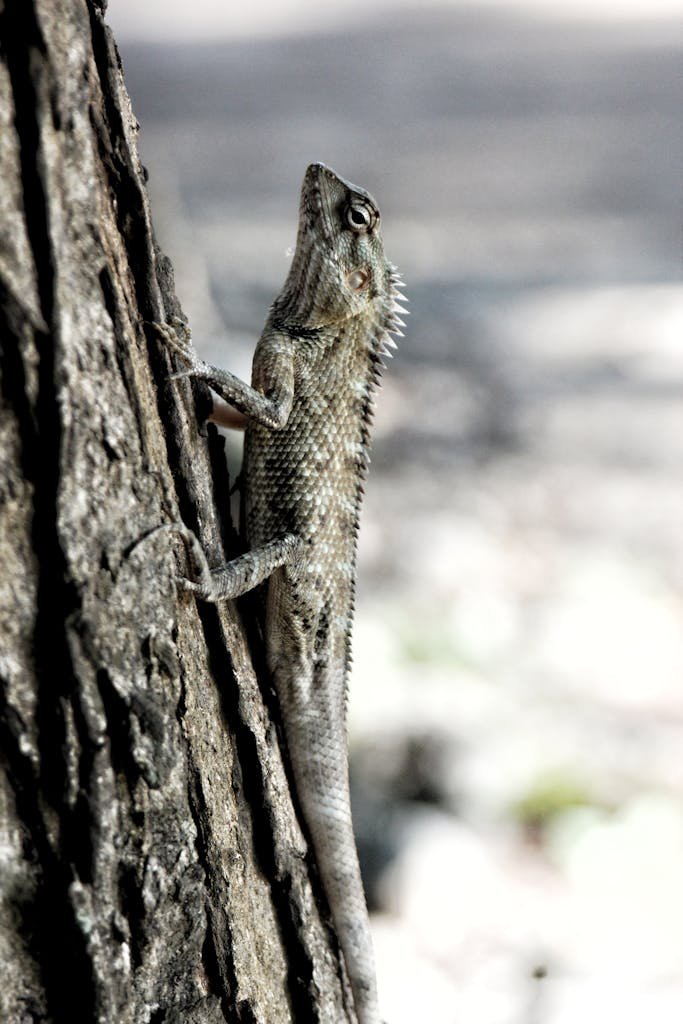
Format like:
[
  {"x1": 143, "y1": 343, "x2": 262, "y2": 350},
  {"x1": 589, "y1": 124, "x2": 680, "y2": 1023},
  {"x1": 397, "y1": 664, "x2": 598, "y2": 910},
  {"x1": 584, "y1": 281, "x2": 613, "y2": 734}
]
[
  {"x1": 146, "y1": 316, "x2": 203, "y2": 379},
  {"x1": 135, "y1": 523, "x2": 219, "y2": 601}
]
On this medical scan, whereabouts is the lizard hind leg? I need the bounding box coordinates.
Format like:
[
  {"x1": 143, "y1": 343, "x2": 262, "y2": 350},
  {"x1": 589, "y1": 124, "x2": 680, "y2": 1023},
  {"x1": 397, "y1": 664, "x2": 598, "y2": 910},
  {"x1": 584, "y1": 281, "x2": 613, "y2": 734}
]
[{"x1": 152, "y1": 524, "x2": 301, "y2": 602}]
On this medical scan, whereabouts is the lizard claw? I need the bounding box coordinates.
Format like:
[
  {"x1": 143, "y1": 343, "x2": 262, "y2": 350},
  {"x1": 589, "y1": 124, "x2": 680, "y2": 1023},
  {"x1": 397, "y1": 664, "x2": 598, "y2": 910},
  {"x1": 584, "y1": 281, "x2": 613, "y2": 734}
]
[
  {"x1": 175, "y1": 574, "x2": 203, "y2": 593},
  {"x1": 176, "y1": 575, "x2": 217, "y2": 602},
  {"x1": 132, "y1": 523, "x2": 215, "y2": 599}
]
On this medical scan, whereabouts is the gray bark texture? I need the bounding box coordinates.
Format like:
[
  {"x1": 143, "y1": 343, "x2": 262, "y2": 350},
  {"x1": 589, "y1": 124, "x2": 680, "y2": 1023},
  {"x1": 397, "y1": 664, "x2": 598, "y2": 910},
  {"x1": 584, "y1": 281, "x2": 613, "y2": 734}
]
[{"x1": 0, "y1": 2, "x2": 351, "y2": 1021}]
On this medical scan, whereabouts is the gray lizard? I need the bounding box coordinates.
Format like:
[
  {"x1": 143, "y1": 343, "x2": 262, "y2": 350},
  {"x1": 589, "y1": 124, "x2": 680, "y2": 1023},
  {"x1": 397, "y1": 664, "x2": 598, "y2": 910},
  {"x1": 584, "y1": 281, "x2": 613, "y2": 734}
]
[{"x1": 157, "y1": 162, "x2": 406, "y2": 1024}]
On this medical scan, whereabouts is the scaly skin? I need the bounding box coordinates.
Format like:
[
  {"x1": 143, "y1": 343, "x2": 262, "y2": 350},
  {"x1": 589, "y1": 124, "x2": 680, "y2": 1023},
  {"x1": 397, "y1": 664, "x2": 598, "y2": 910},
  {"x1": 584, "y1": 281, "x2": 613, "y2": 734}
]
[{"x1": 159, "y1": 163, "x2": 407, "y2": 1024}]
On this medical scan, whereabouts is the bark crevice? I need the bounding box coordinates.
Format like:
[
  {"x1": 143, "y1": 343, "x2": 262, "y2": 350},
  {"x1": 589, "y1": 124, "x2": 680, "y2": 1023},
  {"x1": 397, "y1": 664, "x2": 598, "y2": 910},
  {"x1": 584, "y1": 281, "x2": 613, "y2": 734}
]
[{"x1": 0, "y1": 3, "x2": 352, "y2": 1022}]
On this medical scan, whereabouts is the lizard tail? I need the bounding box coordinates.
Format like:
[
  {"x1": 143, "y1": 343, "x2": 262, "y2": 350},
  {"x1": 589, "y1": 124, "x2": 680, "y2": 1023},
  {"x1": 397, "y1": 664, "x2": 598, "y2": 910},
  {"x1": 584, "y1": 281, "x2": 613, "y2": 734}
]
[{"x1": 278, "y1": 671, "x2": 381, "y2": 1024}]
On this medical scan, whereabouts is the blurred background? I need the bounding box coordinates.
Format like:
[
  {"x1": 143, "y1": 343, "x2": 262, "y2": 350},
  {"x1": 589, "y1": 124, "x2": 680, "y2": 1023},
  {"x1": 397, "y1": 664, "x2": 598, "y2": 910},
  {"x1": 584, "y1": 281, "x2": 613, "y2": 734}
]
[{"x1": 108, "y1": 1, "x2": 683, "y2": 1020}]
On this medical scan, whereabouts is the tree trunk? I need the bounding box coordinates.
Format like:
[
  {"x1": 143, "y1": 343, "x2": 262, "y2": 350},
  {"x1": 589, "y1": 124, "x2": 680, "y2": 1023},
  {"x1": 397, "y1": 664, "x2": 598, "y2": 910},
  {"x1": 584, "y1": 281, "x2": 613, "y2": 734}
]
[{"x1": 0, "y1": 2, "x2": 350, "y2": 1021}]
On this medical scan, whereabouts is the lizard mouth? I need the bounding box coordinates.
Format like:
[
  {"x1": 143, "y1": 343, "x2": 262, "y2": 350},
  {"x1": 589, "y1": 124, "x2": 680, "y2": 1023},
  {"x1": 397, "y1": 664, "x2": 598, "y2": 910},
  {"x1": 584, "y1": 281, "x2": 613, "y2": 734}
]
[
  {"x1": 305, "y1": 162, "x2": 372, "y2": 199},
  {"x1": 301, "y1": 162, "x2": 338, "y2": 245}
]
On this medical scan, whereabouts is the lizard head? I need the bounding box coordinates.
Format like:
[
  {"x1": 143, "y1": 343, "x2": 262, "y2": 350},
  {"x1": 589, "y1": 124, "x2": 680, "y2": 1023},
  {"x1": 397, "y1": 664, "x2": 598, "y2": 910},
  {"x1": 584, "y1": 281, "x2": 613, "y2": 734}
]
[{"x1": 276, "y1": 162, "x2": 394, "y2": 329}]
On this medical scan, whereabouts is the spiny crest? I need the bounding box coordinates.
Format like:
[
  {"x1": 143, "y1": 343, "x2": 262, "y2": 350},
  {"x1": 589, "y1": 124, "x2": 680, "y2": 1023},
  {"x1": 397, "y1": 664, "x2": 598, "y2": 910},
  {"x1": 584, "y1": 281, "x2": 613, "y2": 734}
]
[
  {"x1": 376, "y1": 264, "x2": 409, "y2": 364},
  {"x1": 369, "y1": 262, "x2": 409, "y2": 373},
  {"x1": 355, "y1": 263, "x2": 408, "y2": 476}
]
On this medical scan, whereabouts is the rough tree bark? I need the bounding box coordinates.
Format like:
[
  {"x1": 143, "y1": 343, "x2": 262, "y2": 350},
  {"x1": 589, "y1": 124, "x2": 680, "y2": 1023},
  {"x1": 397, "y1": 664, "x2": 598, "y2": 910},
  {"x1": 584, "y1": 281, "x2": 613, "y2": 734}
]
[{"x1": 0, "y1": 2, "x2": 353, "y2": 1021}]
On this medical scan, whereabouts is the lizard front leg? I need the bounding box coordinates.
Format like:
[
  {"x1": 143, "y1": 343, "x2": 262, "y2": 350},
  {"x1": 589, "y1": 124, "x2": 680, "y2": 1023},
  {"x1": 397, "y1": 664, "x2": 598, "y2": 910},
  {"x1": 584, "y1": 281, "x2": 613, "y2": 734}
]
[
  {"x1": 151, "y1": 319, "x2": 294, "y2": 430},
  {"x1": 146, "y1": 322, "x2": 302, "y2": 599}
]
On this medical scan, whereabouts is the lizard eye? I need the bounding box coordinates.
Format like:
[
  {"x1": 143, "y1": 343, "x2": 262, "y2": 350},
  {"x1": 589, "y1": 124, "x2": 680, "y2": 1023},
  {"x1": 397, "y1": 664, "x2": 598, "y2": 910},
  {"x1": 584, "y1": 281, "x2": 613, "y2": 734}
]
[{"x1": 346, "y1": 203, "x2": 373, "y2": 233}]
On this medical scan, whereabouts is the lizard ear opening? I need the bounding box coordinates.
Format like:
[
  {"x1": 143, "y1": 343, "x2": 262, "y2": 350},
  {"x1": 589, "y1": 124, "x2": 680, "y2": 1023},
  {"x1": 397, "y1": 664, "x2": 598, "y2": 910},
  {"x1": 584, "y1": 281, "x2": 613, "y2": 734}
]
[{"x1": 346, "y1": 268, "x2": 370, "y2": 291}]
